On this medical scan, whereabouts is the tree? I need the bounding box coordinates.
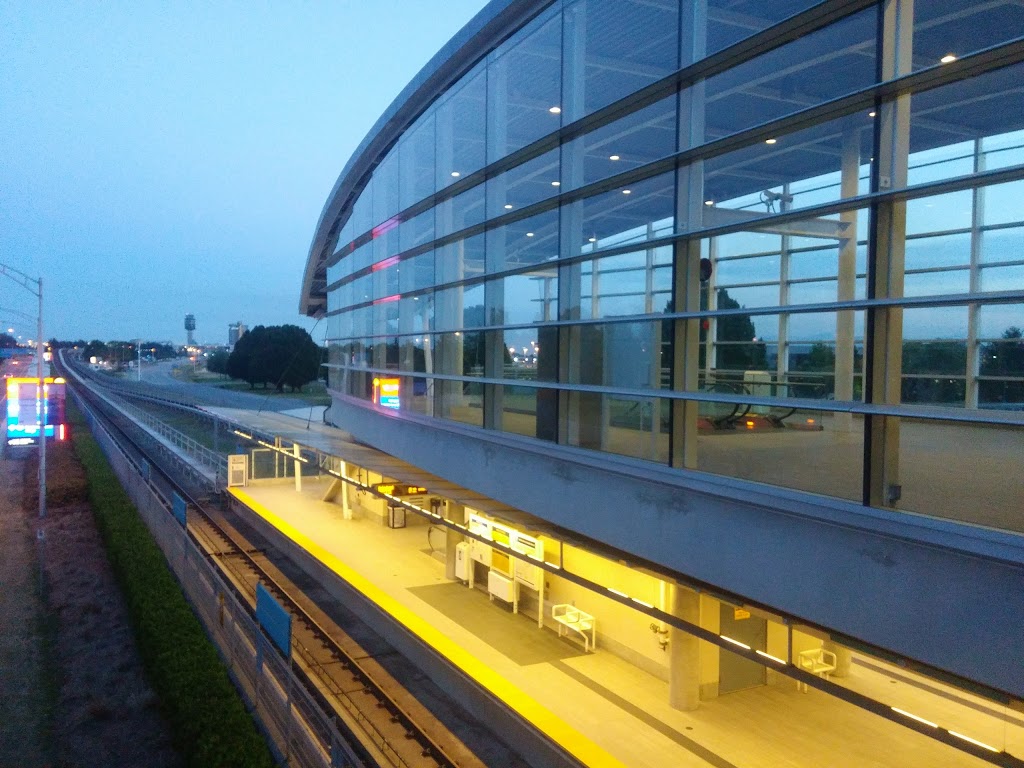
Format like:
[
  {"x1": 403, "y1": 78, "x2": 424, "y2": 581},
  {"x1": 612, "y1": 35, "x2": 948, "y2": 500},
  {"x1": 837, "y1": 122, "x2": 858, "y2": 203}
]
[
  {"x1": 206, "y1": 349, "x2": 230, "y2": 376},
  {"x1": 979, "y1": 326, "x2": 1024, "y2": 405},
  {"x1": 225, "y1": 325, "x2": 321, "y2": 391},
  {"x1": 0, "y1": 333, "x2": 18, "y2": 349}
]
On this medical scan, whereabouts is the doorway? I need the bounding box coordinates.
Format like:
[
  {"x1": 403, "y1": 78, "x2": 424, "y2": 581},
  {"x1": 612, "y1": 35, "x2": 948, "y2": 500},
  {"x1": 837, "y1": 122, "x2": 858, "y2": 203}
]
[{"x1": 718, "y1": 602, "x2": 767, "y2": 694}]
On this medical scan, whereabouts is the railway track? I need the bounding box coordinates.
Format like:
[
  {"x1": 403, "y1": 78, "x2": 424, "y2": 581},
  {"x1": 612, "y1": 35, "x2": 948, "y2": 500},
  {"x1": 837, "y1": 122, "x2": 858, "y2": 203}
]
[{"x1": 60, "y1": 355, "x2": 493, "y2": 768}]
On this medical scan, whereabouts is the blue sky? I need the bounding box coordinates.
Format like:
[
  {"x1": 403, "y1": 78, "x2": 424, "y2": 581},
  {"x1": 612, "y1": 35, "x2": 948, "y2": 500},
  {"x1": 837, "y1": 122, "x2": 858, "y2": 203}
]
[{"x1": 0, "y1": 1, "x2": 486, "y2": 345}]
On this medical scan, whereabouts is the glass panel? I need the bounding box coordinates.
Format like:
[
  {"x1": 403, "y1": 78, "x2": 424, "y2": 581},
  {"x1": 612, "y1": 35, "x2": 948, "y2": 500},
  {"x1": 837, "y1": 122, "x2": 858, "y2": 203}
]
[
  {"x1": 899, "y1": 419, "x2": 1024, "y2": 534},
  {"x1": 573, "y1": 171, "x2": 674, "y2": 255},
  {"x1": 981, "y1": 179, "x2": 1024, "y2": 227},
  {"x1": 702, "y1": 113, "x2": 874, "y2": 220},
  {"x1": 576, "y1": 255, "x2": 673, "y2": 319},
  {"x1": 352, "y1": 242, "x2": 374, "y2": 273},
  {"x1": 716, "y1": 254, "x2": 781, "y2": 286},
  {"x1": 568, "y1": 320, "x2": 668, "y2": 389},
  {"x1": 563, "y1": 0, "x2": 679, "y2": 120},
  {"x1": 399, "y1": 294, "x2": 432, "y2": 334},
  {"x1": 487, "y1": 147, "x2": 560, "y2": 217},
  {"x1": 978, "y1": 328, "x2": 1024, "y2": 410},
  {"x1": 372, "y1": 219, "x2": 401, "y2": 265},
  {"x1": 436, "y1": 64, "x2": 487, "y2": 189},
  {"x1": 700, "y1": 0, "x2": 825, "y2": 57},
  {"x1": 436, "y1": 183, "x2": 486, "y2": 238},
  {"x1": 352, "y1": 188, "x2": 373, "y2": 238},
  {"x1": 905, "y1": 232, "x2": 970, "y2": 270},
  {"x1": 566, "y1": 392, "x2": 670, "y2": 463},
  {"x1": 488, "y1": 268, "x2": 558, "y2": 325},
  {"x1": 905, "y1": 191, "x2": 972, "y2": 235},
  {"x1": 487, "y1": 208, "x2": 560, "y2": 273},
  {"x1": 400, "y1": 209, "x2": 434, "y2": 252},
  {"x1": 399, "y1": 113, "x2": 435, "y2": 209},
  {"x1": 912, "y1": 0, "x2": 1024, "y2": 73},
  {"x1": 696, "y1": 401, "x2": 861, "y2": 500},
  {"x1": 434, "y1": 282, "x2": 485, "y2": 332},
  {"x1": 438, "y1": 377, "x2": 484, "y2": 427},
  {"x1": 980, "y1": 263, "x2": 1024, "y2": 293},
  {"x1": 907, "y1": 62, "x2": 1024, "y2": 188},
  {"x1": 904, "y1": 268, "x2": 969, "y2": 298},
  {"x1": 702, "y1": 11, "x2": 876, "y2": 146},
  {"x1": 398, "y1": 250, "x2": 435, "y2": 294},
  {"x1": 372, "y1": 262, "x2": 400, "y2": 300},
  {"x1": 488, "y1": 11, "x2": 562, "y2": 161},
  {"x1": 562, "y1": 96, "x2": 677, "y2": 191},
  {"x1": 436, "y1": 233, "x2": 486, "y2": 285},
  {"x1": 372, "y1": 153, "x2": 400, "y2": 226}
]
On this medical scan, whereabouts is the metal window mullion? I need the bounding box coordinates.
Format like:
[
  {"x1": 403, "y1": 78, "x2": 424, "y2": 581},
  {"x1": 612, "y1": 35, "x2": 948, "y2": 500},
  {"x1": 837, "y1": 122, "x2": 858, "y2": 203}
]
[{"x1": 966, "y1": 138, "x2": 986, "y2": 408}]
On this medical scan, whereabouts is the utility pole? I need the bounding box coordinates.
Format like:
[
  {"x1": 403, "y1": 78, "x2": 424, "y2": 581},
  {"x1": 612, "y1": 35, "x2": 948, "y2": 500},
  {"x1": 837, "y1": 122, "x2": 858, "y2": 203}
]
[{"x1": 0, "y1": 262, "x2": 46, "y2": 519}]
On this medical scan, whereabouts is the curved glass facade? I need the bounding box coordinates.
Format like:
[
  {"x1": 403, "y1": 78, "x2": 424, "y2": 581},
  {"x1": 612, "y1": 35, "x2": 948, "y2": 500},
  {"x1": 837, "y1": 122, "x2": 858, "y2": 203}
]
[{"x1": 314, "y1": 0, "x2": 1024, "y2": 533}]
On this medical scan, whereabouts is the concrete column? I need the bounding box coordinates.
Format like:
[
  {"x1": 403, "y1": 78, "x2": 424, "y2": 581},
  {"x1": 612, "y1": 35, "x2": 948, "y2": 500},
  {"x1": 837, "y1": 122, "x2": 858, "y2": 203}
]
[
  {"x1": 866, "y1": 0, "x2": 913, "y2": 508},
  {"x1": 293, "y1": 443, "x2": 302, "y2": 493},
  {"x1": 669, "y1": 585, "x2": 701, "y2": 711},
  {"x1": 340, "y1": 460, "x2": 352, "y2": 520},
  {"x1": 824, "y1": 638, "x2": 853, "y2": 678}
]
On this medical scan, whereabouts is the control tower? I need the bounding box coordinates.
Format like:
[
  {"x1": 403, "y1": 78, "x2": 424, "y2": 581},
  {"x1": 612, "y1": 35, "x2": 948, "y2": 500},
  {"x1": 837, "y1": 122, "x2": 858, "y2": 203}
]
[{"x1": 184, "y1": 313, "x2": 196, "y2": 346}]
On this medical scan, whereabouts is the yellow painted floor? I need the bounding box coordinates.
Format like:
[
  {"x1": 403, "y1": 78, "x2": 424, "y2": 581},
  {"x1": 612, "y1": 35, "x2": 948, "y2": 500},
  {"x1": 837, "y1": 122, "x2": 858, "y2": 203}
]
[{"x1": 231, "y1": 479, "x2": 1021, "y2": 768}]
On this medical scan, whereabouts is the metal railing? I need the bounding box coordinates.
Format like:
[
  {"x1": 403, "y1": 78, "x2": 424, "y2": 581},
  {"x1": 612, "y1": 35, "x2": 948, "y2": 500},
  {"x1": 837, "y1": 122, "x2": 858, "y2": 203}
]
[{"x1": 72, "y1": 389, "x2": 363, "y2": 768}]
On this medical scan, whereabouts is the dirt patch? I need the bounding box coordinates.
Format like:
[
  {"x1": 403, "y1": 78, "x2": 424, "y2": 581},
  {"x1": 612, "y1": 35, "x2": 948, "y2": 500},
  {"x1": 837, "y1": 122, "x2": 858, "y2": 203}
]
[{"x1": 0, "y1": 442, "x2": 183, "y2": 768}]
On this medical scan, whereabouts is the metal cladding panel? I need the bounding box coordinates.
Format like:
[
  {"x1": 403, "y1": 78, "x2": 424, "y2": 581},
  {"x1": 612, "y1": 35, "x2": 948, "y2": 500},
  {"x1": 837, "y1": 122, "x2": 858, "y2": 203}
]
[
  {"x1": 327, "y1": 398, "x2": 1024, "y2": 699},
  {"x1": 256, "y1": 582, "x2": 292, "y2": 658}
]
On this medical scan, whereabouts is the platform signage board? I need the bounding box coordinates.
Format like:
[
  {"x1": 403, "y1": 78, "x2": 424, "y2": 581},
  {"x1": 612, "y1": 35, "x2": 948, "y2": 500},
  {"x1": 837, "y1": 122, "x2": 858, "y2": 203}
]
[{"x1": 256, "y1": 583, "x2": 291, "y2": 657}]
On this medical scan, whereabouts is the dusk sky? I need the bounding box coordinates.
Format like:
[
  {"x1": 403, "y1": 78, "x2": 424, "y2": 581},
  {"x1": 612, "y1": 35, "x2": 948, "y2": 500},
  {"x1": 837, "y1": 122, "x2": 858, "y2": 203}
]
[{"x1": 1, "y1": 1, "x2": 486, "y2": 346}]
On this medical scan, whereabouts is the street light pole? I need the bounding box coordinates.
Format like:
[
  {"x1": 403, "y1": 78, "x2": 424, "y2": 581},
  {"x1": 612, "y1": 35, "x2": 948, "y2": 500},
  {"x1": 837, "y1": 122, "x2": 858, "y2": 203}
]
[
  {"x1": 37, "y1": 278, "x2": 45, "y2": 519},
  {"x1": 137, "y1": 339, "x2": 142, "y2": 382}
]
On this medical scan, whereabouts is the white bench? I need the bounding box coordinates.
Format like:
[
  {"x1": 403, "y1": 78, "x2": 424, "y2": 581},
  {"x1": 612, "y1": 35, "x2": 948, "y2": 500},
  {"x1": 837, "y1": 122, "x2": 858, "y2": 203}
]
[
  {"x1": 552, "y1": 604, "x2": 596, "y2": 652},
  {"x1": 796, "y1": 647, "x2": 837, "y2": 692}
]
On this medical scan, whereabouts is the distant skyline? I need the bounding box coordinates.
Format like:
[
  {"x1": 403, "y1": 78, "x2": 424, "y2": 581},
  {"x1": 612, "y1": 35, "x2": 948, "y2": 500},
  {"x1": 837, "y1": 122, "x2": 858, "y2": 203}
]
[{"x1": 1, "y1": 1, "x2": 487, "y2": 345}]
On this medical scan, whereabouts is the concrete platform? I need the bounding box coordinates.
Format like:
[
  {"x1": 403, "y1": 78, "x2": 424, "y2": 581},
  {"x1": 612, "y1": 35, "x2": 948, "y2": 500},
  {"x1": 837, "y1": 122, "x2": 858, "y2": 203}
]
[{"x1": 228, "y1": 478, "x2": 1020, "y2": 768}]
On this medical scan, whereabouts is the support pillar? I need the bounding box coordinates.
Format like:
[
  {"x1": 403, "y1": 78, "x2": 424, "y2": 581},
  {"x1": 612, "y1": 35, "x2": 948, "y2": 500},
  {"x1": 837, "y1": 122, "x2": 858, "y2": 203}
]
[
  {"x1": 293, "y1": 443, "x2": 302, "y2": 493},
  {"x1": 669, "y1": 585, "x2": 701, "y2": 711}
]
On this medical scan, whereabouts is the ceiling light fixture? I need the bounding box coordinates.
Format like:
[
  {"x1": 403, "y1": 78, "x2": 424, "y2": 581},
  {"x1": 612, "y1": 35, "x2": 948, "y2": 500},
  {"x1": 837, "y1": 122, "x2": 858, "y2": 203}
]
[
  {"x1": 551, "y1": 180, "x2": 561, "y2": 186},
  {"x1": 504, "y1": 204, "x2": 513, "y2": 209},
  {"x1": 704, "y1": 200, "x2": 714, "y2": 206},
  {"x1": 622, "y1": 189, "x2": 631, "y2": 194},
  {"x1": 549, "y1": 106, "x2": 562, "y2": 114},
  {"x1": 526, "y1": 232, "x2": 534, "y2": 237},
  {"x1": 868, "y1": 111, "x2": 876, "y2": 117},
  {"x1": 451, "y1": 171, "x2": 461, "y2": 177},
  {"x1": 609, "y1": 154, "x2": 620, "y2": 161},
  {"x1": 765, "y1": 138, "x2": 777, "y2": 145},
  {"x1": 940, "y1": 54, "x2": 957, "y2": 64}
]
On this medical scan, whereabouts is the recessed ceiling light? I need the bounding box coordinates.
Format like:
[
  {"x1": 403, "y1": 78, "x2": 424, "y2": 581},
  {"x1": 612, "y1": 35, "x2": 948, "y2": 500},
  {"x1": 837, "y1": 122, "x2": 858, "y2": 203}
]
[
  {"x1": 622, "y1": 189, "x2": 631, "y2": 194},
  {"x1": 549, "y1": 106, "x2": 561, "y2": 114},
  {"x1": 704, "y1": 200, "x2": 714, "y2": 206},
  {"x1": 551, "y1": 180, "x2": 561, "y2": 186},
  {"x1": 526, "y1": 232, "x2": 534, "y2": 237},
  {"x1": 609, "y1": 155, "x2": 620, "y2": 161},
  {"x1": 868, "y1": 111, "x2": 876, "y2": 117},
  {"x1": 504, "y1": 204, "x2": 513, "y2": 209},
  {"x1": 940, "y1": 54, "x2": 957, "y2": 64},
  {"x1": 588, "y1": 236, "x2": 597, "y2": 242},
  {"x1": 765, "y1": 138, "x2": 777, "y2": 145},
  {"x1": 451, "y1": 171, "x2": 461, "y2": 177}
]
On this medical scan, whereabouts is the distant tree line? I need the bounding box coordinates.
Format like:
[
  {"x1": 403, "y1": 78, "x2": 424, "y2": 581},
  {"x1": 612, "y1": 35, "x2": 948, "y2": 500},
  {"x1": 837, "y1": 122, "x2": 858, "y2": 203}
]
[
  {"x1": 81, "y1": 340, "x2": 178, "y2": 366},
  {"x1": 207, "y1": 324, "x2": 323, "y2": 392}
]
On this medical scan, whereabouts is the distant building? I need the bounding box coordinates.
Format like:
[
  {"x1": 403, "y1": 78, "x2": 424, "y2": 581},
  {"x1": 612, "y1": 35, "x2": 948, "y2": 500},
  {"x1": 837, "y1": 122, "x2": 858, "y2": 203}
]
[
  {"x1": 184, "y1": 313, "x2": 196, "y2": 346},
  {"x1": 228, "y1": 322, "x2": 246, "y2": 346}
]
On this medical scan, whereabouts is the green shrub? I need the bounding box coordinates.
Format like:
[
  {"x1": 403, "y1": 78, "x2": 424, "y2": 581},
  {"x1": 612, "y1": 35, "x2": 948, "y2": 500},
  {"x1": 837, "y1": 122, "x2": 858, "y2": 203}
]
[{"x1": 69, "y1": 404, "x2": 274, "y2": 768}]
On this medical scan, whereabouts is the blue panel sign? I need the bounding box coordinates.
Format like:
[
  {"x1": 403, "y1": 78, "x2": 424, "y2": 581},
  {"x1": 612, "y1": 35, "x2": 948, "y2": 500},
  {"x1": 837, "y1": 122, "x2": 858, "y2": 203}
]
[
  {"x1": 171, "y1": 492, "x2": 187, "y2": 527},
  {"x1": 256, "y1": 583, "x2": 291, "y2": 657}
]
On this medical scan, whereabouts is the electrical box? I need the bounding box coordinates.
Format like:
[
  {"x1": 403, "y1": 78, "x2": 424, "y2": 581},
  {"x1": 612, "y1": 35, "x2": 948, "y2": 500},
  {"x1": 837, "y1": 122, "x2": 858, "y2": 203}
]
[{"x1": 455, "y1": 542, "x2": 468, "y2": 581}]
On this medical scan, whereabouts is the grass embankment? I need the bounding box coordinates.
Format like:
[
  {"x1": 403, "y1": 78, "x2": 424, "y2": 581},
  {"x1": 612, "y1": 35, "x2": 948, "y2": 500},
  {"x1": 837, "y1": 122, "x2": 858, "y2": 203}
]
[
  {"x1": 172, "y1": 365, "x2": 331, "y2": 405},
  {"x1": 68, "y1": 404, "x2": 274, "y2": 768}
]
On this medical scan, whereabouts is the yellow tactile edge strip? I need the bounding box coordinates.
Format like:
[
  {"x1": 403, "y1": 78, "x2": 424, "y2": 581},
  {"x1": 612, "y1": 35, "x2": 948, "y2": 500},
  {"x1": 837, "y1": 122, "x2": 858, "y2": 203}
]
[{"x1": 229, "y1": 487, "x2": 626, "y2": 768}]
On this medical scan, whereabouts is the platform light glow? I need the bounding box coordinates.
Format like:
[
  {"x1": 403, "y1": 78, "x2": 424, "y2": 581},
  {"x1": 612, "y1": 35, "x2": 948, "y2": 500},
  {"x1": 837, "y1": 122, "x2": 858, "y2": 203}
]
[
  {"x1": 755, "y1": 650, "x2": 786, "y2": 664},
  {"x1": 891, "y1": 707, "x2": 938, "y2": 728},
  {"x1": 948, "y1": 730, "x2": 998, "y2": 752},
  {"x1": 720, "y1": 635, "x2": 751, "y2": 650}
]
